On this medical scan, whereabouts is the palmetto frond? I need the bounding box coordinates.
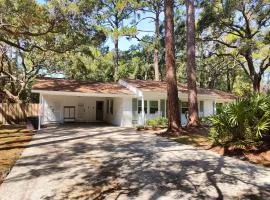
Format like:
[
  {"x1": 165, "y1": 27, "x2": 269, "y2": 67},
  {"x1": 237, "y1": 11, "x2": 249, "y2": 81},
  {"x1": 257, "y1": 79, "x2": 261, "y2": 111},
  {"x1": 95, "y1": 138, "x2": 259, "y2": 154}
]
[{"x1": 209, "y1": 93, "x2": 270, "y2": 147}]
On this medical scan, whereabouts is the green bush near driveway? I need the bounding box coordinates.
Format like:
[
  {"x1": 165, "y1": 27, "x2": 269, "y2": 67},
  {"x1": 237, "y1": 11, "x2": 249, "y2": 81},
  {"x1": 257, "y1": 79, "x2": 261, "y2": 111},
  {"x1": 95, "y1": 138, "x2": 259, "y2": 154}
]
[{"x1": 146, "y1": 117, "x2": 168, "y2": 128}]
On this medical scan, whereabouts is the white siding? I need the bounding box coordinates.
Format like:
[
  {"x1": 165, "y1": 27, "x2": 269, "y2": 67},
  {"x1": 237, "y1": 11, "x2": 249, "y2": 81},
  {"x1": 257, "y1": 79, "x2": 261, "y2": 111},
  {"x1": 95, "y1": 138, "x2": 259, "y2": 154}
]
[
  {"x1": 121, "y1": 97, "x2": 133, "y2": 127},
  {"x1": 106, "y1": 97, "x2": 133, "y2": 127},
  {"x1": 204, "y1": 100, "x2": 214, "y2": 116}
]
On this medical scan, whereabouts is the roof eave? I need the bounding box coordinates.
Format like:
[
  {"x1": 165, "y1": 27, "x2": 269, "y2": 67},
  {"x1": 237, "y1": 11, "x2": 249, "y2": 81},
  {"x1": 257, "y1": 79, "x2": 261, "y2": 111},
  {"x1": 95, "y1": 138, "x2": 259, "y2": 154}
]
[{"x1": 31, "y1": 89, "x2": 134, "y2": 98}]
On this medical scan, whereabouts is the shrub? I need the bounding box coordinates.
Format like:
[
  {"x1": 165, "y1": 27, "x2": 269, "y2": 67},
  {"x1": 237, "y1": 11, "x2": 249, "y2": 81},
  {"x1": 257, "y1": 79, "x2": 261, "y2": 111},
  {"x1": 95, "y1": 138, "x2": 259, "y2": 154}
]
[
  {"x1": 146, "y1": 118, "x2": 159, "y2": 128},
  {"x1": 146, "y1": 117, "x2": 168, "y2": 128},
  {"x1": 209, "y1": 93, "x2": 270, "y2": 148},
  {"x1": 158, "y1": 117, "x2": 168, "y2": 127}
]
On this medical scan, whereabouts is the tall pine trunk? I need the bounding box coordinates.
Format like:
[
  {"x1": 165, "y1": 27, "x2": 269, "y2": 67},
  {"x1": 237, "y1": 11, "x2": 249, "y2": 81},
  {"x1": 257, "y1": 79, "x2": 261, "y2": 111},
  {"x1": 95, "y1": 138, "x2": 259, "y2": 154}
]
[
  {"x1": 164, "y1": 0, "x2": 182, "y2": 135},
  {"x1": 113, "y1": 37, "x2": 119, "y2": 82},
  {"x1": 154, "y1": 10, "x2": 160, "y2": 81},
  {"x1": 186, "y1": 0, "x2": 200, "y2": 127}
]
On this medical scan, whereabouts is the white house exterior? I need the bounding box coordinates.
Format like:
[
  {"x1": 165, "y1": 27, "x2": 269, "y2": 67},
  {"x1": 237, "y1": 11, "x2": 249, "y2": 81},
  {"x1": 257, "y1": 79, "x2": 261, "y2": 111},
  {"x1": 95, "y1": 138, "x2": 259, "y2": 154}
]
[{"x1": 32, "y1": 78, "x2": 235, "y2": 129}]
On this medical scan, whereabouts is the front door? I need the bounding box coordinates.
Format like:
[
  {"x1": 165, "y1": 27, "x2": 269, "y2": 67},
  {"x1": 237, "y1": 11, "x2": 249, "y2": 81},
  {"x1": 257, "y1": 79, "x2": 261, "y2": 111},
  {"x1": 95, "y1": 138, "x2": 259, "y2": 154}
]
[
  {"x1": 63, "y1": 106, "x2": 75, "y2": 122},
  {"x1": 96, "y1": 101, "x2": 104, "y2": 121}
]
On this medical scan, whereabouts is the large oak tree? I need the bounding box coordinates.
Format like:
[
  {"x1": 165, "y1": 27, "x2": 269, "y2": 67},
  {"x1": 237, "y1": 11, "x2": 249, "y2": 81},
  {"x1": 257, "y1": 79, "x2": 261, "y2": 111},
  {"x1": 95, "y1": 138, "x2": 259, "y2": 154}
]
[
  {"x1": 199, "y1": 0, "x2": 270, "y2": 92},
  {"x1": 0, "y1": 0, "x2": 105, "y2": 102}
]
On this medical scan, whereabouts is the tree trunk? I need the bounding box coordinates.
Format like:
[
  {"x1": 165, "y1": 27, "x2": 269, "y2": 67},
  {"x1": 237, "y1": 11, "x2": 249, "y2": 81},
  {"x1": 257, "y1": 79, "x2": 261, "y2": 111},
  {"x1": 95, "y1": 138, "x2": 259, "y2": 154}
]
[
  {"x1": 253, "y1": 73, "x2": 261, "y2": 92},
  {"x1": 226, "y1": 69, "x2": 231, "y2": 92},
  {"x1": 113, "y1": 37, "x2": 119, "y2": 82},
  {"x1": 243, "y1": 48, "x2": 262, "y2": 92},
  {"x1": 186, "y1": 0, "x2": 200, "y2": 127},
  {"x1": 2, "y1": 88, "x2": 21, "y2": 103},
  {"x1": 164, "y1": 0, "x2": 182, "y2": 135},
  {"x1": 154, "y1": 10, "x2": 160, "y2": 81}
]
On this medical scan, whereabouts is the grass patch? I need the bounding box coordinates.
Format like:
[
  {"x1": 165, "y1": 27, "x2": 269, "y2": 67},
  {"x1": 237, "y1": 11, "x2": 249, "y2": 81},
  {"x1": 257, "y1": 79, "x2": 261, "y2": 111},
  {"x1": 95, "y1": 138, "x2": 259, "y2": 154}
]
[{"x1": 0, "y1": 126, "x2": 34, "y2": 184}]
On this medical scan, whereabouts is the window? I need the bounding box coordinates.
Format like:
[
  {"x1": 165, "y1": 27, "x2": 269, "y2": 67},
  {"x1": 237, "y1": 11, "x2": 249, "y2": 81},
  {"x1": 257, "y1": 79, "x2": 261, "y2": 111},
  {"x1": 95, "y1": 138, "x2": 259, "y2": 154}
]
[
  {"x1": 198, "y1": 101, "x2": 204, "y2": 117},
  {"x1": 106, "y1": 100, "x2": 109, "y2": 114},
  {"x1": 149, "y1": 101, "x2": 158, "y2": 114},
  {"x1": 160, "y1": 99, "x2": 166, "y2": 117},
  {"x1": 110, "y1": 99, "x2": 113, "y2": 114},
  {"x1": 181, "y1": 102, "x2": 188, "y2": 114},
  {"x1": 199, "y1": 101, "x2": 204, "y2": 112},
  {"x1": 138, "y1": 100, "x2": 147, "y2": 114}
]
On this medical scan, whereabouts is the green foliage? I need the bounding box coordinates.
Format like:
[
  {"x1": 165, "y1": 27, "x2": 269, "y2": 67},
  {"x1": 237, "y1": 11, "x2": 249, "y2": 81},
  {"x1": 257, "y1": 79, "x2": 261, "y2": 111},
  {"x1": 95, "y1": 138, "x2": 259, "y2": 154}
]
[
  {"x1": 60, "y1": 46, "x2": 114, "y2": 81},
  {"x1": 198, "y1": 0, "x2": 270, "y2": 91},
  {"x1": 146, "y1": 117, "x2": 168, "y2": 128},
  {"x1": 0, "y1": 0, "x2": 105, "y2": 102},
  {"x1": 209, "y1": 93, "x2": 270, "y2": 148},
  {"x1": 158, "y1": 117, "x2": 168, "y2": 127}
]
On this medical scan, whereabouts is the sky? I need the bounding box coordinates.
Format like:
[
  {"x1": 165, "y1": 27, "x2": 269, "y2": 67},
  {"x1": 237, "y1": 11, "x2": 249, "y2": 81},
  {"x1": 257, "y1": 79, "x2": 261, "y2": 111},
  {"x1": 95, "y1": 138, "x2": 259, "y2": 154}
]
[
  {"x1": 37, "y1": 0, "x2": 157, "y2": 51},
  {"x1": 105, "y1": 15, "x2": 156, "y2": 51}
]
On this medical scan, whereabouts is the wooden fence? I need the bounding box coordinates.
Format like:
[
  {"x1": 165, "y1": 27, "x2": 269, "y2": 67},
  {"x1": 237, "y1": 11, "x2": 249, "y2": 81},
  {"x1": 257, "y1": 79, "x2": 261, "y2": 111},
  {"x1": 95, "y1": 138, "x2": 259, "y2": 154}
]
[{"x1": 0, "y1": 103, "x2": 39, "y2": 125}]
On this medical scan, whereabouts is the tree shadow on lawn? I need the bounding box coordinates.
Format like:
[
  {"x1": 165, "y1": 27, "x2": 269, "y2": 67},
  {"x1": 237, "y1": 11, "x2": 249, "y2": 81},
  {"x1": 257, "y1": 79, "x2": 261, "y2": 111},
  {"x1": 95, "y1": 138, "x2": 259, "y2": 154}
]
[{"x1": 2, "y1": 125, "x2": 270, "y2": 200}]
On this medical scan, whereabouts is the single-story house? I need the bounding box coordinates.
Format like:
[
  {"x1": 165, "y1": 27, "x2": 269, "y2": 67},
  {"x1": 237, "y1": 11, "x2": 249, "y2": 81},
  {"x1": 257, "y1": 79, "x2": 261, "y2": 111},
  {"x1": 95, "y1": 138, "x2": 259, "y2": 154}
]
[{"x1": 32, "y1": 78, "x2": 235, "y2": 128}]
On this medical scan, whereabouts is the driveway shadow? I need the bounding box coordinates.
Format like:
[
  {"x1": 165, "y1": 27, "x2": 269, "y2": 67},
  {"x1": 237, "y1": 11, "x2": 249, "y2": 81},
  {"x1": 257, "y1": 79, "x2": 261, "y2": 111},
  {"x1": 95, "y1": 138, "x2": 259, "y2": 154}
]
[{"x1": 1, "y1": 125, "x2": 270, "y2": 200}]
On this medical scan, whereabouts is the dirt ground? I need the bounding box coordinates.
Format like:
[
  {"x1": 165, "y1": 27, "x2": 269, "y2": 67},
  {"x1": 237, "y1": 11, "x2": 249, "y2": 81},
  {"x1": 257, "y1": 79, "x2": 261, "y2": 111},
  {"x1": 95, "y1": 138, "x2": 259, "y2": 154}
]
[{"x1": 0, "y1": 126, "x2": 34, "y2": 184}]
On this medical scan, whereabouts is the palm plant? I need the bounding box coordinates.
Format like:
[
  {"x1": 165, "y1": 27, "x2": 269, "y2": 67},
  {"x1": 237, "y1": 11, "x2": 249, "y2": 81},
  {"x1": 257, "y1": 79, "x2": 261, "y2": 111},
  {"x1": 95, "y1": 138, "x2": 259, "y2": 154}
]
[{"x1": 209, "y1": 93, "x2": 270, "y2": 148}]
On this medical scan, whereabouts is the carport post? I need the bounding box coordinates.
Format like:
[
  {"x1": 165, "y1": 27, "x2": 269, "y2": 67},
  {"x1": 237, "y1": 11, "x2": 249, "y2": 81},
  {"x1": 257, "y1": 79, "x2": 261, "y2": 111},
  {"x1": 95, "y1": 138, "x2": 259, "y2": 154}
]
[
  {"x1": 141, "y1": 96, "x2": 145, "y2": 125},
  {"x1": 38, "y1": 94, "x2": 43, "y2": 130}
]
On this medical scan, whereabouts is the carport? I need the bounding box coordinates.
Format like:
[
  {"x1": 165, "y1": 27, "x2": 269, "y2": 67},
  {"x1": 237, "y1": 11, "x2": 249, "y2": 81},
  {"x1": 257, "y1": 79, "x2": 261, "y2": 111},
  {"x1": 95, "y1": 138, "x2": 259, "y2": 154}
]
[{"x1": 31, "y1": 78, "x2": 133, "y2": 129}]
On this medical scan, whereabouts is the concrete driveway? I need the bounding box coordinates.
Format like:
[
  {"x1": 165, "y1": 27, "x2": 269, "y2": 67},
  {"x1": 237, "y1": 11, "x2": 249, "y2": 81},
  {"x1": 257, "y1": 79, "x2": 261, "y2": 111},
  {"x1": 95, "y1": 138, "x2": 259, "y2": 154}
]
[{"x1": 0, "y1": 124, "x2": 269, "y2": 200}]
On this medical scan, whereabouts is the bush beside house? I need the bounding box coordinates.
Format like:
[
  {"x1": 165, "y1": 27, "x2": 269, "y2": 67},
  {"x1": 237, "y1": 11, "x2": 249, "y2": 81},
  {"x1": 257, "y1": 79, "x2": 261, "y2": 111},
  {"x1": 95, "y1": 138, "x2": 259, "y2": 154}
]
[
  {"x1": 209, "y1": 93, "x2": 270, "y2": 148},
  {"x1": 137, "y1": 117, "x2": 168, "y2": 130}
]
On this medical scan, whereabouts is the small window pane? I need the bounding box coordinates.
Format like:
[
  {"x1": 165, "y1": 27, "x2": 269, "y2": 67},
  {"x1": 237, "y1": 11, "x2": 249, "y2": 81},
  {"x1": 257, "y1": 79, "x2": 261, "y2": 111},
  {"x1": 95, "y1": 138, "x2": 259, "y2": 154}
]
[
  {"x1": 199, "y1": 101, "x2": 204, "y2": 113},
  {"x1": 107, "y1": 100, "x2": 109, "y2": 114},
  {"x1": 150, "y1": 101, "x2": 158, "y2": 114},
  {"x1": 182, "y1": 102, "x2": 188, "y2": 108},
  {"x1": 181, "y1": 102, "x2": 188, "y2": 114},
  {"x1": 160, "y1": 99, "x2": 165, "y2": 117},
  {"x1": 110, "y1": 99, "x2": 113, "y2": 114}
]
